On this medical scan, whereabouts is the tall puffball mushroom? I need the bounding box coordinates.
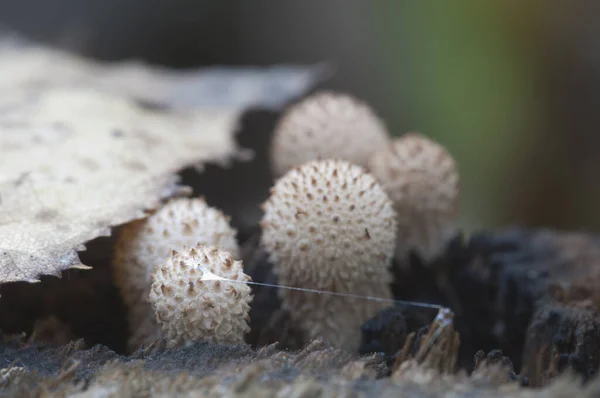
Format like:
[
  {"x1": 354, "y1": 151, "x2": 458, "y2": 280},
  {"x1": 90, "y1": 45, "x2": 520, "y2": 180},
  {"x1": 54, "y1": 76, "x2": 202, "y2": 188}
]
[
  {"x1": 112, "y1": 197, "x2": 240, "y2": 351},
  {"x1": 368, "y1": 133, "x2": 460, "y2": 263},
  {"x1": 149, "y1": 244, "x2": 252, "y2": 348},
  {"x1": 269, "y1": 91, "x2": 390, "y2": 177},
  {"x1": 260, "y1": 159, "x2": 397, "y2": 351}
]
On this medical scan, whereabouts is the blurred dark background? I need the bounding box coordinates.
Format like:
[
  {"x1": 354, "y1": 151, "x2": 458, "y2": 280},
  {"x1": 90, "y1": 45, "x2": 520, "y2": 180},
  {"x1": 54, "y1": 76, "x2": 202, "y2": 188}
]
[{"x1": 2, "y1": 0, "x2": 600, "y2": 233}]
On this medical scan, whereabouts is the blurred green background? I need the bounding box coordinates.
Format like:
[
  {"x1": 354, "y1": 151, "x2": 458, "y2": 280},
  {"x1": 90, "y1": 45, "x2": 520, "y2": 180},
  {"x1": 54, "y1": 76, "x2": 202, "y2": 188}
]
[{"x1": 1, "y1": 0, "x2": 598, "y2": 233}]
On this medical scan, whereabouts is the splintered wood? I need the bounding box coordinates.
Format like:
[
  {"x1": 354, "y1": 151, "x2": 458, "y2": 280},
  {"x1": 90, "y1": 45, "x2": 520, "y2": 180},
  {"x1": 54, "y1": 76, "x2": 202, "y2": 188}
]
[{"x1": 393, "y1": 308, "x2": 460, "y2": 378}]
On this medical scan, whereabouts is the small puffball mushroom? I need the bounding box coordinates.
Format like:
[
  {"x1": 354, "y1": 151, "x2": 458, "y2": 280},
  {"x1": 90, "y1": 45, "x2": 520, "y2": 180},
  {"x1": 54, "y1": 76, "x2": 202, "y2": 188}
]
[
  {"x1": 149, "y1": 244, "x2": 252, "y2": 348},
  {"x1": 112, "y1": 197, "x2": 239, "y2": 351},
  {"x1": 260, "y1": 159, "x2": 397, "y2": 351},
  {"x1": 368, "y1": 132, "x2": 460, "y2": 263},
  {"x1": 269, "y1": 91, "x2": 390, "y2": 177}
]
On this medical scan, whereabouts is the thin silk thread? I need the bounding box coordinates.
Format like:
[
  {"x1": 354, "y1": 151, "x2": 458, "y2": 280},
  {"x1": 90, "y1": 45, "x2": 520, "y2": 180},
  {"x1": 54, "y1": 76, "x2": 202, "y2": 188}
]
[{"x1": 200, "y1": 268, "x2": 444, "y2": 311}]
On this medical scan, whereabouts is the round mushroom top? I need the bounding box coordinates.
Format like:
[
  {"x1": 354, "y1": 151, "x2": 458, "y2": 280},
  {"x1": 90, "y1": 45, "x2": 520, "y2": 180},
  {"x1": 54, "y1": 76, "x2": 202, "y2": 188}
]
[
  {"x1": 269, "y1": 91, "x2": 390, "y2": 177},
  {"x1": 260, "y1": 159, "x2": 397, "y2": 291},
  {"x1": 113, "y1": 197, "x2": 240, "y2": 309},
  {"x1": 368, "y1": 133, "x2": 460, "y2": 261},
  {"x1": 149, "y1": 244, "x2": 252, "y2": 347}
]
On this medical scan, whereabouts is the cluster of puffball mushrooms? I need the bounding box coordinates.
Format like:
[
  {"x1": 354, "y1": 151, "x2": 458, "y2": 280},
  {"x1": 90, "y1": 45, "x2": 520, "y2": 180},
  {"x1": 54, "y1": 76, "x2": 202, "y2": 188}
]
[{"x1": 112, "y1": 90, "x2": 461, "y2": 353}]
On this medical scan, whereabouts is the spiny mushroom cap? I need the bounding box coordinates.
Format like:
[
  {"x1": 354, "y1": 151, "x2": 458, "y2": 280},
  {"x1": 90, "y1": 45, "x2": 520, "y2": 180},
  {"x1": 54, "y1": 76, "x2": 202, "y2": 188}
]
[
  {"x1": 149, "y1": 245, "x2": 252, "y2": 347},
  {"x1": 260, "y1": 159, "x2": 396, "y2": 351},
  {"x1": 269, "y1": 91, "x2": 391, "y2": 177},
  {"x1": 368, "y1": 132, "x2": 460, "y2": 262},
  {"x1": 112, "y1": 197, "x2": 239, "y2": 350},
  {"x1": 261, "y1": 159, "x2": 397, "y2": 292}
]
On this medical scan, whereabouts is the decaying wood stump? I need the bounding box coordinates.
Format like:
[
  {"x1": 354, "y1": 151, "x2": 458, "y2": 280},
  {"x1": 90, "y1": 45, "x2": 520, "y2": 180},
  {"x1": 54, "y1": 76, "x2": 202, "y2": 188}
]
[{"x1": 3, "y1": 226, "x2": 600, "y2": 396}]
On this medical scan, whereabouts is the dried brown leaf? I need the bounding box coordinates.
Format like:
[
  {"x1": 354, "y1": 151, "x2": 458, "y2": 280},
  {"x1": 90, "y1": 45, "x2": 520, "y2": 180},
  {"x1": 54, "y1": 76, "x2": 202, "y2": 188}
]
[
  {"x1": 0, "y1": 38, "x2": 325, "y2": 111},
  {"x1": 0, "y1": 42, "x2": 322, "y2": 285}
]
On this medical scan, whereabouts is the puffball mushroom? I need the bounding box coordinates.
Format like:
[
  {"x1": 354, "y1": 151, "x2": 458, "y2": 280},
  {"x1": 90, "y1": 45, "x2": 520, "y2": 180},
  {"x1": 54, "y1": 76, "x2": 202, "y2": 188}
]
[
  {"x1": 260, "y1": 159, "x2": 397, "y2": 351},
  {"x1": 112, "y1": 197, "x2": 240, "y2": 351},
  {"x1": 149, "y1": 244, "x2": 252, "y2": 348},
  {"x1": 368, "y1": 132, "x2": 460, "y2": 263},
  {"x1": 269, "y1": 91, "x2": 390, "y2": 177}
]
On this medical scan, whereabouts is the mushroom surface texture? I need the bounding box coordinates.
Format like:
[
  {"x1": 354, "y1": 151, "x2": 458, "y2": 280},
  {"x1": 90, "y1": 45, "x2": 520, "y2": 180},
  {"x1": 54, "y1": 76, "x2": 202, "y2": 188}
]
[
  {"x1": 368, "y1": 132, "x2": 460, "y2": 263},
  {"x1": 112, "y1": 197, "x2": 239, "y2": 351},
  {"x1": 149, "y1": 244, "x2": 252, "y2": 348},
  {"x1": 260, "y1": 159, "x2": 397, "y2": 351},
  {"x1": 269, "y1": 91, "x2": 390, "y2": 177}
]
